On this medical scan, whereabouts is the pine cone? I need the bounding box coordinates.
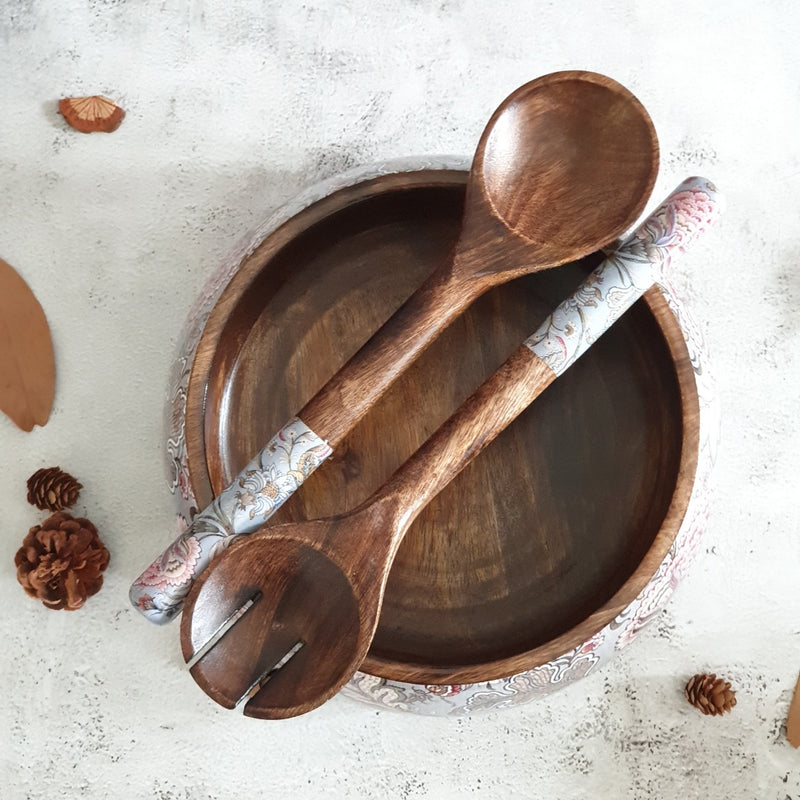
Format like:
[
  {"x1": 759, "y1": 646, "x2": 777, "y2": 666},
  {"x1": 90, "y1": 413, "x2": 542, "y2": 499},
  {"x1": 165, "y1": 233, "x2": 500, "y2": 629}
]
[
  {"x1": 685, "y1": 673, "x2": 737, "y2": 715},
  {"x1": 26, "y1": 466, "x2": 82, "y2": 511},
  {"x1": 15, "y1": 511, "x2": 109, "y2": 610}
]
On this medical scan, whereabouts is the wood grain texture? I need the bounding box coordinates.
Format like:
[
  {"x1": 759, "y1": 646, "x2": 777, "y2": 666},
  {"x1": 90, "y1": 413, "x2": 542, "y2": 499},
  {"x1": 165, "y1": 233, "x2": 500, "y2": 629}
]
[
  {"x1": 468, "y1": 70, "x2": 658, "y2": 268},
  {"x1": 0, "y1": 257, "x2": 55, "y2": 431},
  {"x1": 183, "y1": 171, "x2": 699, "y2": 686}
]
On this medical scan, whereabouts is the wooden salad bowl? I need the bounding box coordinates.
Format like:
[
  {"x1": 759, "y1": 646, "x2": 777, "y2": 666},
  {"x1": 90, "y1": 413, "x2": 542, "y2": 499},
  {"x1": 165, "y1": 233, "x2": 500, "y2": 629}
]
[{"x1": 180, "y1": 168, "x2": 699, "y2": 688}]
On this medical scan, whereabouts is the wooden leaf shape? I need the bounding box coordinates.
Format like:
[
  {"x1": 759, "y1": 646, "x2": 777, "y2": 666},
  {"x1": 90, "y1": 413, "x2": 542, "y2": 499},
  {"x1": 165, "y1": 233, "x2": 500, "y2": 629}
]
[
  {"x1": 58, "y1": 95, "x2": 125, "y2": 133},
  {"x1": 0, "y1": 258, "x2": 55, "y2": 431}
]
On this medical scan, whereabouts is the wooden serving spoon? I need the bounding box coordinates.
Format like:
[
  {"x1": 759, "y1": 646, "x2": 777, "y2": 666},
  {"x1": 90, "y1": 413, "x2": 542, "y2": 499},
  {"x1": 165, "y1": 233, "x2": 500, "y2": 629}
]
[
  {"x1": 131, "y1": 70, "x2": 658, "y2": 623},
  {"x1": 181, "y1": 177, "x2": 724, "y2": 718}
]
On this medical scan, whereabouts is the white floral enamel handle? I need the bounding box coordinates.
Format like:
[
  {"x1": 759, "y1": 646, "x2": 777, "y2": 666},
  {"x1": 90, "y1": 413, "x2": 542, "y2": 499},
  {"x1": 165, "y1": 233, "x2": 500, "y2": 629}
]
[
  {"x1": 130, "y1": 176, "x2": 723, "y2": 624},
  {"x1": 527, "y1": 177, "x2": 722, "y2": 374}
]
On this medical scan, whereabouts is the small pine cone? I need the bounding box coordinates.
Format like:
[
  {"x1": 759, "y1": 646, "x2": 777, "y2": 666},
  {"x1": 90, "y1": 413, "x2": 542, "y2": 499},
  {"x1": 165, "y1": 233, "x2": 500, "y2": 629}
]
[
  {"x1": 685, "y1": 673, "x2": 737, "y2": 715},
  {"x1": 14, "y1": 511, "x2": 109, "y2": 610},
  {"x1": 26, "y1": 466, "x2": 83, "y2": 511}
]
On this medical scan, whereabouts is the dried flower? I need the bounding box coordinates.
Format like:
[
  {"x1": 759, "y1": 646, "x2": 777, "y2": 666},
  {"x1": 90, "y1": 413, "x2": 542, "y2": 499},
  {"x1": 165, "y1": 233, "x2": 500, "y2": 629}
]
[{"x1": 58, "y1": 95, "x2": 125, "y2": 133}]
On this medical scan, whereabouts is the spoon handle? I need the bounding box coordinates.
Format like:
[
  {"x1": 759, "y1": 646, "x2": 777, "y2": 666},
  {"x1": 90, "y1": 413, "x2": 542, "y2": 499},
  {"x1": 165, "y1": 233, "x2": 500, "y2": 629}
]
[
  {"x1": 299, "y1": 263, "x2": 478, "y2": 446},
  {"x1": 373, "y1": 177, "x2": 723, "y2": 531}
]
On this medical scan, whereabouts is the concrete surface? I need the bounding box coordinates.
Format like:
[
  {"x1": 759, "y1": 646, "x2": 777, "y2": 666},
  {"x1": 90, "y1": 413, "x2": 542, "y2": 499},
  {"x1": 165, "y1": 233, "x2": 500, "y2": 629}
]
[{"x1": 1, "y1": 1, "x2": 798, "y2": 797}]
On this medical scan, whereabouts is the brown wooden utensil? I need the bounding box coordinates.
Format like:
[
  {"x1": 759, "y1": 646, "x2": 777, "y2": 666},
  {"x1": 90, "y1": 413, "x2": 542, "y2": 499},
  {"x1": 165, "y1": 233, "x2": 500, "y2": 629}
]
[
  {"x1": 180, "y1": 178, "x2": 724, "y2": 718},
  {"x1": 131, "y1": 70, "x2": 658, "y2": 623},
  {"x1": 297, "y1": 69, "x2": 658, "y2": 446}
]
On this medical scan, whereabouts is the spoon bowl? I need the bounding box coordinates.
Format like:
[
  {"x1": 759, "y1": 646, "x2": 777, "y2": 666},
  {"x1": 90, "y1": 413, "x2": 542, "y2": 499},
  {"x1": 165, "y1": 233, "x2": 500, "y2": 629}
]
[
  {"x1": 476, "y1": 71, "x2": 658, "y2": 255},
  {"x1": 454, "y1": 70, "x2": 659, "y2": 276}
]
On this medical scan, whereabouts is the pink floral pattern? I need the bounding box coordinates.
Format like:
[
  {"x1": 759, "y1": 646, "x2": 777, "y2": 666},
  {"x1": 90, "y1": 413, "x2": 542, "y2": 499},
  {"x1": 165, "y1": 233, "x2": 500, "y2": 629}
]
[
  {"x1": 136, "y1": 534, "x2": 201, "y2": 590},
  {"x1": 669, "y1": 188, "x2": 720, "y2": 251}
]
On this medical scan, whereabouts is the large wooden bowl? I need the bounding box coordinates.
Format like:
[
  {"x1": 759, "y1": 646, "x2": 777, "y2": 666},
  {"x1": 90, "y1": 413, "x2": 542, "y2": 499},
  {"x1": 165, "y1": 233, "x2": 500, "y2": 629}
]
[{"x1": 168, "y1": 163, "x2": 710, "y2": 714}]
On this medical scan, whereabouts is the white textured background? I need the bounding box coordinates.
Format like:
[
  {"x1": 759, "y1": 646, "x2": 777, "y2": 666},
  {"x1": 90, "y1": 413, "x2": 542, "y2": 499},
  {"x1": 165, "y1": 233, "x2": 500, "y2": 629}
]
[{"x1": 1, "y1": 1, "x2": 799, "y2": 797}]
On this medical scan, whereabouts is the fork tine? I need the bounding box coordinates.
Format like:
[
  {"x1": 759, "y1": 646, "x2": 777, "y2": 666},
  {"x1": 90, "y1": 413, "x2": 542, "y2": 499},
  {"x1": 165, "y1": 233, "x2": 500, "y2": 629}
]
[
  {"x1": 185, "y1": 591, "x2": 262, "y2": 669},
  {"x1": 238, "y1": 641, "x2": 305, "y2": 710}
]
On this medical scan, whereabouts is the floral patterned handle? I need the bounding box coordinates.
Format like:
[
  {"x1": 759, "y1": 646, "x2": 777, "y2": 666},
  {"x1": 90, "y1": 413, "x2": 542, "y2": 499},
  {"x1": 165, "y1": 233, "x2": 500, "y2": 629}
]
[
  {"x1": 130, "y1": 417, "x2": 331, "y2": 623},
  {"x1": 527, "y1": 176, "x2": 723, "y2": 373}
]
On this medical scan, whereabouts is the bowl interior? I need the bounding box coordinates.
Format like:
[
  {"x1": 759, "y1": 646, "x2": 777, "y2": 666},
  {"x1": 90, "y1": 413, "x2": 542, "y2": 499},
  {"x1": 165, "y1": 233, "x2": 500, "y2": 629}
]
[{"x1": 185, "y1": 170, "x2": 698, "y2": 685}]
